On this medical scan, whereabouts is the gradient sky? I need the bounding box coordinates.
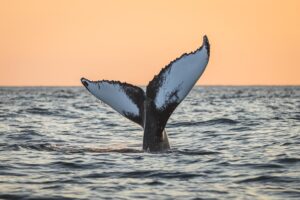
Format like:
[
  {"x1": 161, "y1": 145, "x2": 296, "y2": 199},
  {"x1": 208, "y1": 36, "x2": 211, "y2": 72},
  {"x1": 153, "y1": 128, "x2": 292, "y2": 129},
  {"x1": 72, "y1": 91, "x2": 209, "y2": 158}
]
[{"x1": 0, "y1": 0, "x2": 299, "y2": 86}]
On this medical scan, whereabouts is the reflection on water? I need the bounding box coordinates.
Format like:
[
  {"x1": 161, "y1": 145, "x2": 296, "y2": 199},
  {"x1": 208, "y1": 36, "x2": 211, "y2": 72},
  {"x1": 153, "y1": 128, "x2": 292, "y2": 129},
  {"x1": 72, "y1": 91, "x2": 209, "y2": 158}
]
[{"x1": 0, "y1": 86, "x2": 299, "y2": 199}]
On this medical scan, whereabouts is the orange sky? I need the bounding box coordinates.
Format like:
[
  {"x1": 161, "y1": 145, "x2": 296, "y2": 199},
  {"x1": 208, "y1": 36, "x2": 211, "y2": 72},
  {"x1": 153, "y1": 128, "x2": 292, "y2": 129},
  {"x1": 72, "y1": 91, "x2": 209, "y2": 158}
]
[{"x1": 0, "y1": 0, "x2": 299, "y2": 86}]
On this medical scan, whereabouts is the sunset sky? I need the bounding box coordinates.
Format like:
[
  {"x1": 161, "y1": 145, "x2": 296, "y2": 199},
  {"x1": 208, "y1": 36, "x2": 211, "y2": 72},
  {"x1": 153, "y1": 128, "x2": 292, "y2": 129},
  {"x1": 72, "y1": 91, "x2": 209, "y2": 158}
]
[{"x1": 0, "y1": 0, "x2": 299, "y2": 86}]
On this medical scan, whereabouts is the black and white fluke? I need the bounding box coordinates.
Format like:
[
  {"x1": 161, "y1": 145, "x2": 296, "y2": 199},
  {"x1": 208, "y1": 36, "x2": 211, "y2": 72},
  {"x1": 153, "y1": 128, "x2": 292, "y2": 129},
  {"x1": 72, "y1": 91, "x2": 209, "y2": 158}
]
[{"x1": 81, "y1": 35, "x2": 210, "y2": 152}]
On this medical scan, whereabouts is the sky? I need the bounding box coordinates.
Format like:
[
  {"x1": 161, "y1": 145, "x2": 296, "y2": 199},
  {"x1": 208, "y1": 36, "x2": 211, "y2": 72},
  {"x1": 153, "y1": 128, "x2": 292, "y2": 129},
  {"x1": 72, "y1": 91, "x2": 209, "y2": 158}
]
[{"x1": 0, "y1": 0, "x2": 299, "y2": 86}]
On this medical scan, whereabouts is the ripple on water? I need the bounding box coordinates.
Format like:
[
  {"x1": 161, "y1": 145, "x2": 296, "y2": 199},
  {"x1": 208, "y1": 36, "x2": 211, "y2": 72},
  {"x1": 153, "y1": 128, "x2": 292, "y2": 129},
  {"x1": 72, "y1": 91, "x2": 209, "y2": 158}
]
[
  {"x1": 0, "y1": 194, "x2": 77, "y2": 200},
  {"x1": 272, "y1": 157, "x2": 300, "y2": 164},
  {"x1": 169, "y1": 118, "x2": 239, "y2": 127},
  {"x1": 83, "y1": 170, "x2": 204, "y2": 180},
  {"x1": 236, "y1": 175, "x2": 299, "y2": 184}
]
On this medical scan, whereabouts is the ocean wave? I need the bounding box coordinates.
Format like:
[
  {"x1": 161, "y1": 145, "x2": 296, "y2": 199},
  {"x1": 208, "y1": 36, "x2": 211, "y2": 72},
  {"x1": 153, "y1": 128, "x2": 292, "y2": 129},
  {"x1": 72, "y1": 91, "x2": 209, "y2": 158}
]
[
  {"x1": 2, "y1": 143, "x2": 143, "y2": 154},
  {"x1": 273, "y1": 157, "x2": 300, "y2": 164},
  {"x1": 25, "y1": 107, "x2": 56, "y2": 116},
  {"x1": 177, "y1": 149, "x2": 219, "y2": 155},
  {"x1": 227, "y1": 163, "x2": 284, "y2": 169},
  {"x1": 168, "y1": 118, "x2": 239, "y2": 127},
  {"x1": 83, "y1": 170, "x2": 204, "y2": 180},
  {"x1": 236, "y1": 175, "x2": 299, "y2": 183},
  {"x1": 0, "y1": 194, "x2": 76, "y2": 200}
]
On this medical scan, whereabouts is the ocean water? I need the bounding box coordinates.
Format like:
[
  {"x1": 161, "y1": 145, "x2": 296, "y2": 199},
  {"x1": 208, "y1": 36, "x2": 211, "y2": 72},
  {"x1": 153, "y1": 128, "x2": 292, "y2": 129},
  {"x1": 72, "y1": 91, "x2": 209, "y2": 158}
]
[{"x1": 0, "y1": 86, "x2": 299, "y2": 200}]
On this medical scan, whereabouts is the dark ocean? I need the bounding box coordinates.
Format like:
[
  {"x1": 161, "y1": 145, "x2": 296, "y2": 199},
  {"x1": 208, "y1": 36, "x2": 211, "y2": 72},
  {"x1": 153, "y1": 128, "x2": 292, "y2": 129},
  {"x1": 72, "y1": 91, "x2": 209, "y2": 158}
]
[{"x1": 0, "y1": 86, "x2": 299, "y2": 200}]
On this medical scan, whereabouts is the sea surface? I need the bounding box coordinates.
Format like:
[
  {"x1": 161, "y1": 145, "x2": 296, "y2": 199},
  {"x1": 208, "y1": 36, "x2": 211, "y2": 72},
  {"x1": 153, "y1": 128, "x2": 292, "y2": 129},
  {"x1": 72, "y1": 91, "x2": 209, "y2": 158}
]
[{"x1": 0, "y1": 86, "x2": 299, "y2": 200}]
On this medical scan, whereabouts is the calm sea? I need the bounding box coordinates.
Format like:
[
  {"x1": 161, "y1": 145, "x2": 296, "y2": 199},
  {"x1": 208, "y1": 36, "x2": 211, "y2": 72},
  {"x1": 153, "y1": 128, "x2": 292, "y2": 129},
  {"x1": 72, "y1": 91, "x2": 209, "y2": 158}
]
[{"x1": 0, "y1": 86, "x2": 299, "y2": 200}]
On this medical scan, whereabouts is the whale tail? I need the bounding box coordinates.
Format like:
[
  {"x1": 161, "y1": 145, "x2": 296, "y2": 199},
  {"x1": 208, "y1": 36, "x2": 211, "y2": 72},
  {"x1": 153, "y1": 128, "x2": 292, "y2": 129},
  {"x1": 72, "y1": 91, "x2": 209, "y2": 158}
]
[{"x1": 81, "y1": 35, "x2": 210, "y2": 152}]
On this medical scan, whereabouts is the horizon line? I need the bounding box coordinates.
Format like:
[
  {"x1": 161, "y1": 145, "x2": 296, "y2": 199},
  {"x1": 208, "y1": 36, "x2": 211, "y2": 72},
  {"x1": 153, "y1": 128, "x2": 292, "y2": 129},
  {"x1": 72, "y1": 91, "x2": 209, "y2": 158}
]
[{"x1": 1, "y1": 84, "x2": 299, "y2": 87}]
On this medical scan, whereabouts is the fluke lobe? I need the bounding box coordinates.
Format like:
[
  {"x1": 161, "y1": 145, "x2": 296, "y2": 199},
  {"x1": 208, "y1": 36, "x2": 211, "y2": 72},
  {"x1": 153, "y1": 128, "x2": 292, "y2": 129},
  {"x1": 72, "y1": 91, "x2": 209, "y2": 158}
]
[{"x1": 81, "y1": 36, "x2": 210, "y2": 152}]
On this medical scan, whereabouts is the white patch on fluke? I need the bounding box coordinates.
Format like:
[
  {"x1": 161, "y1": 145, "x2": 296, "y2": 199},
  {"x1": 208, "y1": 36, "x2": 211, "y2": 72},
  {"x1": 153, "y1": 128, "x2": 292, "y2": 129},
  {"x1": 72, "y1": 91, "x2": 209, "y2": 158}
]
[
  {"x1": 154, "y1": 41, "x2": 209, "y2": 109},
  {"x1": 82, "y1": 80, "x2": 139, "y2": 117}
]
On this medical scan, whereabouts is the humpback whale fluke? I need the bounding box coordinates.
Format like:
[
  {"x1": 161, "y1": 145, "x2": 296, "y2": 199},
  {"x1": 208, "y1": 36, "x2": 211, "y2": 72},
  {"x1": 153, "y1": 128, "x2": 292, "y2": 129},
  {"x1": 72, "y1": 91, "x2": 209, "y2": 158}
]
[{"x1": 81, "y1": 35, "x2": 210, "y2": 152}]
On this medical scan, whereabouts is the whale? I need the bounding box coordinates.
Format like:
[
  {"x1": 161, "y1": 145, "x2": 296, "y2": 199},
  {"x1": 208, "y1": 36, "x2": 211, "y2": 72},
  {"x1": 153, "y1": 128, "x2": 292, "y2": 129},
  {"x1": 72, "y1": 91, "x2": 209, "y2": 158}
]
[{"x1": 81, "y1": 35, "x2": 210, "y2": 152}]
